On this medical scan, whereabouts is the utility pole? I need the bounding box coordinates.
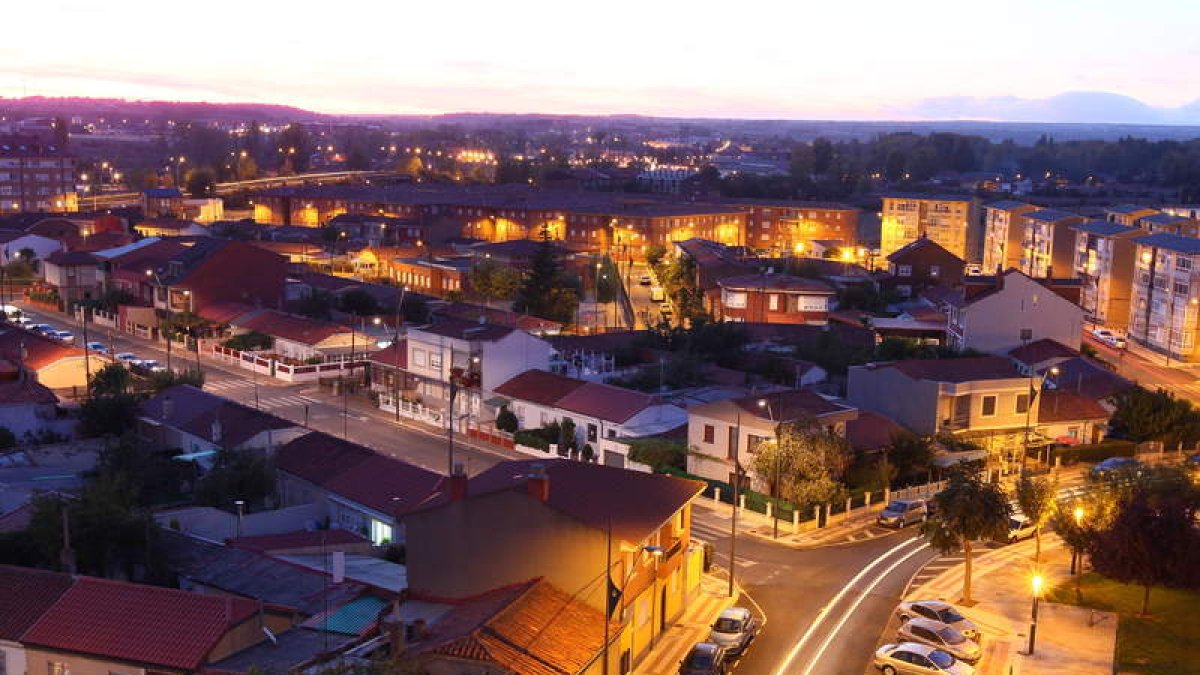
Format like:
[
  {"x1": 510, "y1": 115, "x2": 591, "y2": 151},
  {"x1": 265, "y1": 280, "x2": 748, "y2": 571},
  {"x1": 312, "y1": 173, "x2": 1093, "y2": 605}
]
[{"x1": 728, "y1": 411, "x2": 741, "y2": 598}]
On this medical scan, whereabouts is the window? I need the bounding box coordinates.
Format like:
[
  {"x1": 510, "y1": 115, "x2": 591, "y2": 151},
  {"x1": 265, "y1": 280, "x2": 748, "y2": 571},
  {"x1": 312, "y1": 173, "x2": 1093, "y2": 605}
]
[
  {"x1": 587, "y1": 423, "x2": 597, "y2": 442},
  {"x1": 412, "y1": 349, "x2": 426, "y2": 366},
  {"x1": 768, "y1": 294, "x2": 779, "y2": 311},
  {"x1": 48, "y1": 663, "x2": 69, "y2": 675},
  {"x1": 703, "y1": 424, "x2": 715, "y2": 444},
  {"x1": 981, "y1": 395, "x2": 997, "y2": 416},
  {"x1": 930, "y1": 264, "x2": 941, "y2": 278},
  {"x1": 1177, "y1": 257, "x2": 1192, "y2": 271},
  {"x1": 1015, "y1": 393, "x2": 1030, "y2": 414},
  {"x1": 897, "y1": 264, "x2": 913, "y2": 277},
  {"x1": 429, "y1": 352, "x2": 442, "y2": 368},
  {"x1": 1067, "y1": 426, "x2": 1080, "y2": 439},
  {"x1": 1174, "y1": 282, "x2": 1190, "y2": 296},
  {"x1": 723, "y1": 291, "x2": 747, "y2": 309}
]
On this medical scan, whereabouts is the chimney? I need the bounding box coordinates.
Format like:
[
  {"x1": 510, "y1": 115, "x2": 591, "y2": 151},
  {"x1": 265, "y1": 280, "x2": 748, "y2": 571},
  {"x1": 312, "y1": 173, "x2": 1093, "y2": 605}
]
[
  {"x1": 448, "y1": 462, "x2": 468, "y2": 501},
  {"x1": 526, "y1": 462, "x2": 550, "y2": 502}
]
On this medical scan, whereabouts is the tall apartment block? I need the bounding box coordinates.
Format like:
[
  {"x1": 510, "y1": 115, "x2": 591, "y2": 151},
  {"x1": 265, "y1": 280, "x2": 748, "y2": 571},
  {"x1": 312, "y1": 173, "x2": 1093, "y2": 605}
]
[
  {"x1": 0, "y1": 137, "x2": 77, "y2": 214},
  {"x1": 1020, "y1": 208, "x2": 1085, "y2": 278},
  {"x1": 1071, "y1": 220, "x2": 1142, "y2": 330},
  {"x1": 981, "y1": 200, "x2": 1035, "y2": 272},
  {"x1": 1129, "y1": 232, "x2": 1200, "y2": 361},
  {"x1": 880, "y1": 194, "x2": 981, "y2": 263}
]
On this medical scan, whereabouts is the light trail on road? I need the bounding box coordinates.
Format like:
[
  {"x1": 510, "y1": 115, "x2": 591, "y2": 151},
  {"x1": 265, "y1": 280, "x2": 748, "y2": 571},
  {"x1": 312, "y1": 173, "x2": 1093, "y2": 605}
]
[{"x1": 770, "y1": 536, "x2": 924, "y2": 675}]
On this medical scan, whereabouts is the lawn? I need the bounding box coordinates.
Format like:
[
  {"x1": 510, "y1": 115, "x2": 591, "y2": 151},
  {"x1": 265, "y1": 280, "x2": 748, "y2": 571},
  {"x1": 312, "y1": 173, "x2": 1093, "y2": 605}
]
[{"x1": 1047, "y1": 573, "x2": 1200, "y2": 675}]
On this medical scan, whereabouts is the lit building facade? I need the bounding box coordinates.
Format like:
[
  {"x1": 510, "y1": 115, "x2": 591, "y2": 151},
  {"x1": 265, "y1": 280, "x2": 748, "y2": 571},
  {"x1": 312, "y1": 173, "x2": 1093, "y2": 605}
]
[
  {"x1": 0, "y1": 138, "x2": 76, "y2": 214},
  {"x1": 1129, "y1": 232, "x2": 1200, "y2": 362},
  {"x1": 1071, "y1": 220, "x2": 1142, "y2": 330},
  {"x1": 880, "y1": 195, "x2": 980, "y2": 263},
  {"x1": 981, "y1": 200, "x2": 1035, "y2": 272}
]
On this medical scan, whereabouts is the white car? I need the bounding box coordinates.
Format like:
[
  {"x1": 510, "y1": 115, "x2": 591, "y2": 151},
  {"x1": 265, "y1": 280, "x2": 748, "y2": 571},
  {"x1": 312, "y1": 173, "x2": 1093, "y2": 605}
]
[
  {"x1": 132, "y1": 359, "x2": 167, "y2": 373},
  {"x1": 47, "y1": 330, "x2": 75, "y2": 344},
  {"x1": 1091, "y1": 328, "x2": 1127, "y2": 348},
  {"x1": 12, "y1": 316, "x2": 33, "y2": 327},
  {"x1": 1000, "y1": 511, "x2": 1036, "y2": 544},
  {"x1": 85, "y1": 341, "x2": 109, "y2": 355},
  {"x1": 895, "y1": 601, "x2": 979, "y2": 640},
  {"x1": 114, "y1": 352, "x2": 140, "y2": 364},
  {"x1": 874, "y1": 642, "x2": 974, "y2": 675}
]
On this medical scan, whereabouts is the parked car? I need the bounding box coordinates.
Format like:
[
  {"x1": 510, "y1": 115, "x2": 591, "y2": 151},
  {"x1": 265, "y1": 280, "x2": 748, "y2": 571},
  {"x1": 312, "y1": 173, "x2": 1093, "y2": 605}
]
[
  {"x1": 650, "y1": 286, "x2": 666, "y2": 302},
  {"x1": 1090, "y1": 457, "x2": 1142, "y2": 481},
  {"x1": 30, "y1": 324, "x2": 54, "y2": 335},
  {"x1": 1004, "y1": 512, "x2": 1036, "y2": 543},
  {"x1": 896, "y1": 617, "x2": 982, "y2": 664},
  {"x1": 132, "y1": 359, "x2": 167, "y2": 374},
  {"x1": 678, "y1": 642, "x2": 726, "y2": 675},
  {"x1": 708, "y1": 607, "x2": 759, "y2": 656},
  {"x1": 47, "y1": 330, "x2": 75, "y2": 344},
  {"x1": 12, "y1": 316, "x2": 33, "y2": 327},
  {"x1": 1091, "y1": 328, "x2": 1127, "y2": 349},
  {"x1": 878, "y1": 499, "x2": 927, "y2": 528},
  {"x1": 874, "y1": 642, "x2": 974, "y2": 675},
  {"x1": 639, "y1": 274, "x2": 653, "y2": 286},
  {"x1": 85, "y1": 341, "x2": 109, "y2": 355},
  {"x1": 895, "y1": 601, "x2": 978, "y2": 640}
]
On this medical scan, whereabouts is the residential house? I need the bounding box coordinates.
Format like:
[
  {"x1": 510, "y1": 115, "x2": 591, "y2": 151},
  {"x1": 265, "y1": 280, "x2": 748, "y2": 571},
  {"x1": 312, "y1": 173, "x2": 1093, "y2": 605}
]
[
  {"x1": 329, "y1": 212, "x2": 424, "y2": 246},
  {"x1": 686, "y1": 388, "x2": 859, "y2": 486},
  {"x1": 276, "y1": 431, "x2": 443, "y2": 544},
  {"x1": 234, "y1": 310, "x2": 372, "y2": 363},
  {"x1": 402, "y1": 577, "x2": 619, "y2": 675},
  {"x1": 1128, "y1": 232, "x2": 1200, "y2": 361},
  {"x1": 1070, "y1": 220, "x2": 1143, "y2": 330},
  {"x1": 845, "y1": 410, "x2": 907, "y2": 454},
  {"x1": 1036, "y1": 390, "x2": 1109, "y2": 447},
  {"x1": 879, "y1": 194, "x2": 981, "y2": 263},
  {"x1": 945, "y1": 269, "x2": 1084, "y2": 354},
  {"x1": 847, "y1": 357, "x2": 1045, "y2": 472},
  {"x1": 403, "y1": 459, "x2": 706, "y2": 671},
  {"x1": 715, "y1": 273, "x2": 836, "y2": 324},
  {"x1": 1136, "y1": 212, "x2": 1197, "y2": 235},
  {"x1": 402, "y1": 317, "x2": 552, "y2": 428},
  {"x1": 0, "y1": 565, "x2": 73, "y2": 675},
  {"x1": 1019, "y1": 209, "x2": 1086, "y2": 278},
  {"x1": 0, "y1": 327, "x2": 106, "y2": 390},
  {"x1": 134, "y1": 217, "x2": 210, "y2": 238},
  {"x1": 493, "y1": 369, "x2": 688, "y2": 455},
  {"x1": 981, "y1": 200, "x2": 1036, "y2": 272},
  {"x1": 0, "y1": 361, "x2": 70, "y2": 441},
  {"x1": 140, "y1": 385, "x2": 307, "y2": 460},
  {"x1": 143, "y1": 187, "x2": 184, "y2": 217},
  {"x1": 386, "y1": 256, "x2": 472, "y2": 298},
  {"x1": 40, "y1": 250, "x2": 100, "y2": 304},
  {"x1": 10, "y1": 566, "x2": 294, "y2": 675},
  {"x1": 1007, "y1": 339, "x2": 1080, "y2": 375},
  {"x1": 884, "y1": 236, "x2": 965, "y2": 298}
]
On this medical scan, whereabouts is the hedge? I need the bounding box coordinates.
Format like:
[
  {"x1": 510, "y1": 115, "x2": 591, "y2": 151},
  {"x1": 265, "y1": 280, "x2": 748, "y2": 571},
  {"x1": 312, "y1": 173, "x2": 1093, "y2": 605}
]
[
  {"x1": 513, "y1": 430, "x2": 550, "y2": 451},
  {"x1": 1054, "y1": 440, "x2": 1137, "y2": 465}
]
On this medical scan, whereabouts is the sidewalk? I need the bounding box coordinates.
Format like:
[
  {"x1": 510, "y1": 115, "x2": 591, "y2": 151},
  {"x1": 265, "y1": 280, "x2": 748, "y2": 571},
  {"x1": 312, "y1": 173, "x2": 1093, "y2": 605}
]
[
  {"x1": 908, "y1": 537, "x2": 1116, "y2": 675},
  {"x1": 632, "y1": 573, "x2": 735, "y2": 675}
]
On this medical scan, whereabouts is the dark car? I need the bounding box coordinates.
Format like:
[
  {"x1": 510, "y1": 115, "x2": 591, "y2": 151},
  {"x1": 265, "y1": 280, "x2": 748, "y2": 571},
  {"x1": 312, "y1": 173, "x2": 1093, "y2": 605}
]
[
  {"x1": 1089, "y1": 457, "x2": 1142, "y2": 481},
  {"x1": 679, "y1": 642, "x2": 727, "y2": 675}
]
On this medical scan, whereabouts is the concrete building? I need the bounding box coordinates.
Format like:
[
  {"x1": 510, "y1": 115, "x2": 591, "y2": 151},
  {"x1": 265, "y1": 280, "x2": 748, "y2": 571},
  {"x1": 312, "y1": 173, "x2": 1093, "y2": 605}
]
[
  {"x1": 1071, "y1": 220, "x2": 1143, "y2": 330},
  {"x1": 0, "y1": 137, "x2": 76, "y2": 214},
  {"x1": 1020, "y1": 209, "x2": 1086, "y2": 278},
  {"x1": 1103, "y1": 204, "x2": 1158, "y2": 227},
  {"x1": 715, "y1": 273, "x2": 836, "y2": 324},
  {"x1": 1128, "y1": 232, "x2": 1200, "y2": 362},
  {"x1": 981, "y1": 200, "x2": 1036, "y2": 273},
  {"x1": 884, "y1": 236, "x2": 965, "y2": 298},
  {"x1": 686, "y1": 389, "x2": 858, "y2": 487},
  {"x1": 946, "y1": 269, "x2": 1084, "y2": 354},
  {"x1": 880, "y1": 194, "x2": 981, "y2": 263}
]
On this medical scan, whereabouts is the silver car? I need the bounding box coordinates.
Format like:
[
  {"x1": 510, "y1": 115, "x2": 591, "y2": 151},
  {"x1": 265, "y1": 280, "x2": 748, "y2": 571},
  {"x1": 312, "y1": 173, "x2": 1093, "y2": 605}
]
[
  {"x1": 878, "y1": 499, "x2": 927, "y2": 528},
  {"x1": 707, "y1": 607, "x2": 758, "y2": 656},
  {"x1": 896, "y1": 617, "x2": 981, "y2": 664},
  {"x1": 874, "y1": 642, "x2": 974, "y2": 675},
  {"x1": 895, "y1": 601, "x2": 979, "y2": 641}
]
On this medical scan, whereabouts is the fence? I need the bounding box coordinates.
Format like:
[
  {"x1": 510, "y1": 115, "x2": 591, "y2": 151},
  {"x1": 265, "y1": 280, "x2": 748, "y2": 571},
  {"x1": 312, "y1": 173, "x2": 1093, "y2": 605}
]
[
  {"x1": 210, "y1": 345, "x2": 366, "y2": 383},
  {"x1": 376, "y1": 394, "x2": 444, "y2": 427}
]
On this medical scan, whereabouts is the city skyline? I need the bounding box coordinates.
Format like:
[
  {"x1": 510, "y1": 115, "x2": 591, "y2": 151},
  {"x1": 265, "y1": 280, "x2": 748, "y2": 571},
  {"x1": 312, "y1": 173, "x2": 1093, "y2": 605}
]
[{"x1": 4, "y1": 0, "x2": 1199, "y2": 123}]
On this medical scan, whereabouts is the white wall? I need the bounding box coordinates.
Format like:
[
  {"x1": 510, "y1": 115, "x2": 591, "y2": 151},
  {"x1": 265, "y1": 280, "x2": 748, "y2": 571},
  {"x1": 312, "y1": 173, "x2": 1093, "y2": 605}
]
[{"x1": 959, "y1": 273, "x2": 1083, "y2": 354}]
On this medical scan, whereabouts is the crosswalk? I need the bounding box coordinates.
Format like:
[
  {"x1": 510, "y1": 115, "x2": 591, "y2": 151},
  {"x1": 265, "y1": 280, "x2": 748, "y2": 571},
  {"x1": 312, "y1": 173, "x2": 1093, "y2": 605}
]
[
  {"x1": 906, "y1": 541, "x2": 1001, "y2": 594},
  {"x1": 690, "y1": 515, "x2": 733, "y2": 545},
  {"x1": 202, "y1": 379, "x2": 316, "y2": 412}
]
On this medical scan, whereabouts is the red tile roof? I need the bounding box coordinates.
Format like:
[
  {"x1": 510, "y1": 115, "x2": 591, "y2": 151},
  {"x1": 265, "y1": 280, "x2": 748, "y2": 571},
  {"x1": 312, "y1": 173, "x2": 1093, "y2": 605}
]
[
  {"x1": 717, "y1": 273, "x2": 836, "y2": 294},
  {"x1": 846, "y1": 411, "x2": 907, "y2": 452},
  {"x1": 885, "y1": 236, "x2": 963, "y2": 264},
  {"x1": 0, "y1": 327, "x2": 87, "y2": 371},
  {"x1": 732, "y1": 388, "x2": 846, "y2": 421},
  {"x1": 414, "y1": 459, "x2": 704, "y2": 543},
  {"x1": 885, "y1": 356, "x2": 1024, "y2": 383},
  {"x1": 197, "y1": 301, "x2": 255, "y2": 325},
  {"x1": 142, "y1": 385, "x2": 298, "y2": 448},
  {"x1": 414, "y1": 316, "x2": 515, "y2": 342},
  {"x1": 0, "y1": 372, "x2": 58, "y2": 405},
  {"x1": 230, "y1": 528, "x2": 369, "y2": 553},
  {"x1": 493, "y1": 370, "x2": 586, "y2": 408},
  {"x1": 416, "y1": 578, "x2": 617, "y2": 675},
  {"x1": 368, "y1": 340, "x2": 407, "y2": 369},
  {"x1": 1008, "y1": 339, "x2": 1079, "y2": 365},
  {"x1": 22, "y1": 575, "x2": 259, "y2": 671},
  {"x1": 237, "y1": 310, "x2": 349, "y2": 346},
  {"x1": 0, "y1": 565, "x2": 75, "y2": 641},
  {"x1": 555, "y1": 381, "x2": 663, "y2": 424},
  {"x1": 1038, "y1": 390, "x2": 1110, "y2": 424},
  {"x1": 276, "y1": 432, "x2": 442, "y2": 515}
]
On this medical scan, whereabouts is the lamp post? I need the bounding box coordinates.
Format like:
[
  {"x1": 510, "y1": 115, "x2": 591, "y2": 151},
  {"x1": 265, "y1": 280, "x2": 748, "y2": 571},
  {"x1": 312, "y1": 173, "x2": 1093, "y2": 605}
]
[
  {"x1": 145, "y1": 269, "x2": 172, "y2": 372},
  {"x1": 757, "y1": 398, "x2": 780, "y2": 539},
  {"x1": 234, "y1": 499, "x2": 245, "y2": 538},
  {"x1": 393, "y1": 285, "x2": 407, "y2": 422},
  {"x1": 1028, "y1": 574, "x2": 1044, "y2": 655},
  {"x1": 728, "y1": 410, "x2": 744, "y2": 598},
  {"x1": 1071, "y1": 507, "x2": 1084, "y2": 575}
]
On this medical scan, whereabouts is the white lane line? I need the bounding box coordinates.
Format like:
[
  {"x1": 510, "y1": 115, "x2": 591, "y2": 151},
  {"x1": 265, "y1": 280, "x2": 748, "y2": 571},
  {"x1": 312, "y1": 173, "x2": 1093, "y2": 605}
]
[
  {"x1": 770, "y1": 536, "x2": 923, "y2": 675},
  {"x1": 799, "y1": 541, "x2": 931, "y2": 675}
]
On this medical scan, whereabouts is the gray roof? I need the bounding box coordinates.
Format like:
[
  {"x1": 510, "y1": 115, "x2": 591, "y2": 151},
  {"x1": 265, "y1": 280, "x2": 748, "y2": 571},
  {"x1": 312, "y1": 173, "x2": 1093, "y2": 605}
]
[
  {"x1": 1070, "y1": 220, "x2": 1141, "y2": 237},
  {"x1": 1024, "y1": 208, "x2": 1080, "y2": 222},
  {"x1": 1135, "y1": 232, "x2": 1200, "y2": 254},
  {"x1": 881, "y1": 192, "x2": 976, "y2": 203},
  {"x1": 984, "y1": 200, "x2": 1031, "y2": 211},
  {"x1": 1105, "y1": 204, "x2": 1154, "y2": 215},
  {"x1": 1138, "y1": 213, "x2": 1191, "y2": 226}
]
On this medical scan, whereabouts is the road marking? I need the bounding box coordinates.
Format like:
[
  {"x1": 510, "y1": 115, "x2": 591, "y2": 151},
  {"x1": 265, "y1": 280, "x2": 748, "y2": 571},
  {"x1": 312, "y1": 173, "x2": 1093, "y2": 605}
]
[
  {"x1": 770, "y1": 536, "x2": 923, "y2": 675},
  {"x1": 799, "y1": 541, "x2": 931, "y2": 675}
]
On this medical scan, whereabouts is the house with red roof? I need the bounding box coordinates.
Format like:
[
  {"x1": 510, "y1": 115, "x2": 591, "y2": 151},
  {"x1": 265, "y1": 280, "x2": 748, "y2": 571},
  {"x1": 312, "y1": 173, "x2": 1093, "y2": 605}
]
[
  {"x1": 492, "y1": 369, "x2": 687, "y2": 454},
  {"x1": 944, "y1": 269, "x2": 1084, "y2": 354},
  {"x1": 0, "y1": 565, "x2": 295, "y2": 675},
  {"x1": 403, "y1": 459, "x2": 706, "y2": 672},
  {"x1": 686, "y1": 388, "x2": 859, "y2": 485},
  {"x1": 275, "y1": 431, "x2": 442, "y2": 545},
  {"x1": 140, "y1": 385, "x2": 307, "y2": 461},
  {"x1": 232, "y1": 309, "x2": 372, "y2": 363},
  {"x1": 715, "y1": 272, "x2": 836, "y2": 325},
  {"x1": 0, "y1": 326, "x2": 106, "y2": 390}
]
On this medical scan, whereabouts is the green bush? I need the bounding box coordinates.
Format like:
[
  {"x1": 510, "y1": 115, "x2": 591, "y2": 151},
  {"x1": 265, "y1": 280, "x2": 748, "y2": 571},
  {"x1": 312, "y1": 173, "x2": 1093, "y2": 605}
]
[
  {"x1": 513, "y1": 430, "x2": 550, "y2": 451},
  {"x1": 223, "y1": 331, "x2": 274, "y2": 352},
  {"x1": 1054, "y1": 440, "x2": 1137, "y2": 465},
  {"x1": 626, "y1": 438, "x2": 686, "y2": 472},
  {"x1": 495, "y1": 406, "x2": 518, "y2": 433}
]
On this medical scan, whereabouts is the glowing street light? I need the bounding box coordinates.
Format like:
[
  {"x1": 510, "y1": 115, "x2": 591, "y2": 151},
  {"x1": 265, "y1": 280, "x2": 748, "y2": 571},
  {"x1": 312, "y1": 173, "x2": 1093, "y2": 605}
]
[{"x1": 1028, "y1": 574, "x2": 1044, "y2": 655}]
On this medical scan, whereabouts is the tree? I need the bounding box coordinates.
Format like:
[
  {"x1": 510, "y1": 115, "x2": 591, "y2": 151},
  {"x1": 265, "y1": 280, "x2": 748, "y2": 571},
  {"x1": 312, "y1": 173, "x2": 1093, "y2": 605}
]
[
  {"x1": 1015, "y1": 474, "x2": 1058, "y2": 562},
  {"x1": 645, "y1": 244, "x2": 667, "y2": 269},
  {"x1": 495, "y1": 407, "x2": 518, "y2": 433},
  {"x1": 79, "y1": 391, "x2": 140, "y2": 438},
  {"x1": 89, "y1": 363, "x2": 130, "y2": 398},
  {"x1": 194, "y1": 449, "x2": 276, "y2": 509},
  {"x1": 296, "y1": 290, "x2": 333, "y2": 320},
  {"x1": 96, "y1": 433, "x2": 190, "y2": 506},
  {"x1": 236, "y1": 154, "x2": 259, "y2": 181},
  {"x1": 751, "y1": 422, "x2": 850, "y2": 512},
  {"x1": 470, "y1": 259, "x2": 522, "y2": 305},
  {"x1": 626, "y1": 438, "x2": 686, "y2": 472},
  {"x1": 885, "y1": 432, "x2": 934, "y2": 486},
  {"x1": 513, "y1": 228, "x2": 579, "y2": 324},
  {"x1": 1109, "y1": 386, "x2": 1200, "y2": 449},
  {"x1": 920, "y1": 468, "x2": 1011, "y2": 604},
  {"x1": 185, "y1": 167, "x2": 216, "y2": 198},
  {"x1": 148, "y1": 368, "x2": 205, "y2": 393},
  {"x1": 278, "y1": 124, "x2": 313, "y2": 172},
  {"x1": 339, "y1": 288, "x2": 380, "y2": 316}
]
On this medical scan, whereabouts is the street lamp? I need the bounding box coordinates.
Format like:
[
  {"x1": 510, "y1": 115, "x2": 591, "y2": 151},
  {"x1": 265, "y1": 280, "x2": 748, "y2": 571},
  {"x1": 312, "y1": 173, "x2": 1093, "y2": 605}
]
[
  {"x1": 757, "y1": 398, "x2": 781, "y2": 539},
  {"x1": 1071, "y1": 507, "x2": 1084, "y2": 574},
  {"x1": 234, "y1": 500, "x2": 245, "y2": 538},
  {"x1": 1028, "y1": 574, "x2": 1044, "y2": 655}
]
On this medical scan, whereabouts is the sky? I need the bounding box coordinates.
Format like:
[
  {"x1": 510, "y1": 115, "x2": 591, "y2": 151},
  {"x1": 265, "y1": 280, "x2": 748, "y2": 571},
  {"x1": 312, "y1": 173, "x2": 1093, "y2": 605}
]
[{"x1": 4, "y1": 0, "x2": 1199, "y2": 121}]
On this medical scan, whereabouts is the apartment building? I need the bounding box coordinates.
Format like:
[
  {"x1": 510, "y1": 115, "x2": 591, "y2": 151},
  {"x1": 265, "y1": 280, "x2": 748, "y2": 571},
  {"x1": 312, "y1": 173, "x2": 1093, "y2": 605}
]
[
  {"x1": 880, "y1": 194, "x2": 981, "y2": 263},
  {"x1": 1128, "y1": 232, "x2": 1200, "y2": 362},
  {"x1": 1071, "y1": 220, "x2": 1143, "y2": 330},
  {"x1": 0, "y1": 138, "x2": 76, "y2": 214},
  {"x1": 981, "y1": 200, "x2": 1036, "y2": 272},
  {"x1": 1104, "y1": 204, "x2": 1158, "y2": 226},
  {"x1": 1019, "y1": 208, "x2": 1086, "y2": 278},
  {"x1": 721, "y1": 199, "x2": 861, "y2": 255},
  {"x1": 1136, "y1": 212, "x2": 1198, "y2": 236}
]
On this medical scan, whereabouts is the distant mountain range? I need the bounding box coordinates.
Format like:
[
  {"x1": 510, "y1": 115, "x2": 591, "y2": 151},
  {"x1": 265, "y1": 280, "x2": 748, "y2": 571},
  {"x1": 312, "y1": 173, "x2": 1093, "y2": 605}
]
[{"x1": 901, "y1": 91, "x2": 1200, "y2": 125}]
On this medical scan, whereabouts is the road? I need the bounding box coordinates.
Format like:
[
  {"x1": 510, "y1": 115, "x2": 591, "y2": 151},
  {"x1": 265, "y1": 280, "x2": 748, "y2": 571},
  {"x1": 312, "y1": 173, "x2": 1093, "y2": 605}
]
[
  {"x1": 18, "y1": 304, "x2": 514, "y2": 477},
  {"x1": 1085, "y1": 333, "x2": 1200, "y2": 402},
  {"x1": 625, "y1": 262, "x2": 668, "y2": 329}
]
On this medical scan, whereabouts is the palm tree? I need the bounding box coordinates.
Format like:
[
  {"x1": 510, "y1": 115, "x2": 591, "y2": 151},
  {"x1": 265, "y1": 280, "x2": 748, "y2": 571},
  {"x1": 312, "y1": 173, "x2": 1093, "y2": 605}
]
[
  {"x1": 921, "y1": 467, "x2": 1011, "y2": 604},
  {"x1": 1015, "y1": 474, "x2": 1058, "y2": 562}
]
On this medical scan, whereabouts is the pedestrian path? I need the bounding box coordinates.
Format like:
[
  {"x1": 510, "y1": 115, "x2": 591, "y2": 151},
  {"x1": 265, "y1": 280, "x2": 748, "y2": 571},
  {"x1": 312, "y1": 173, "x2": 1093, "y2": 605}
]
[
  {"x1": 632, "y1": 574, "x2": 736, "y2": 675},
  {"x1": 202, "y1": 379, "x2": 315, "y2": 412}
]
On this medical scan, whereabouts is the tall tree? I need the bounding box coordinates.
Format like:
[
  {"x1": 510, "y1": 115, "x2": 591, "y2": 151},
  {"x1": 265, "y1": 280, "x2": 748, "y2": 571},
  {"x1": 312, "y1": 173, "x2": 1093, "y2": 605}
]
[
  {"x1": 751, "y1": 421, "x2": 851, "y2": 512},
  {"x1": 1015, "y1": 474, "x2": 1058, "y2": 562},
  {"x1": 278, "y1": 123, "x2": 313, "y2": 172},
  {"x1": 921, "y1": 468, "x2": 1011, "y2": 604},
  {"x1": 184, "y1": 167, "x2": 216, "y2": 198},
  {"x1": 513, "y1": 227, "x2": 579, "y2": 324},
  {"x1": 469, "y1": 258, "x2": 522, "y2": 305}
]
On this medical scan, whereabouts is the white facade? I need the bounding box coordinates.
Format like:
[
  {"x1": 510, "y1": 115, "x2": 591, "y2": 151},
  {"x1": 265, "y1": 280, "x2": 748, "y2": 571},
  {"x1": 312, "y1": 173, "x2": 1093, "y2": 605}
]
[{"x1": 948, "y1": 272, "x2": 1083, "y2": 354}]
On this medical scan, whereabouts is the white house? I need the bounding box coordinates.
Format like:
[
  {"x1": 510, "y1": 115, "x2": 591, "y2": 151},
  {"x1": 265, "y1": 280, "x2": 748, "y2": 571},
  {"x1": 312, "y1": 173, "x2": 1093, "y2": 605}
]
[
  {"x1": 947, "y1": 269, "x2": 1083, "y2": 354},
  {"x1": 233, "y1": 310, "x2": 372, "y2": 362}
]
